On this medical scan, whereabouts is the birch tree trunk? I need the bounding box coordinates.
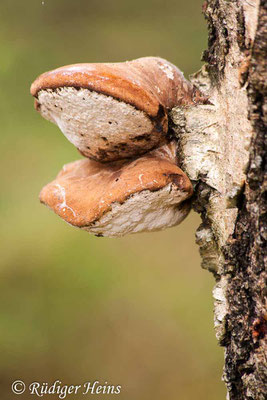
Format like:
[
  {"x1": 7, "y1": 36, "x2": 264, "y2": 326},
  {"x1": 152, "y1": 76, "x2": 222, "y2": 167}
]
[{"x1": 170, "y1": 1, "x2": 266, "y2": 398}]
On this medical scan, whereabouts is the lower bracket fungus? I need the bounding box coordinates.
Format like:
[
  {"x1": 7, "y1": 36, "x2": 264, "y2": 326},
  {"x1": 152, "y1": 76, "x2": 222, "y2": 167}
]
[{"x1": 39, "y1": 144, "x2": 193, "y2": 237}]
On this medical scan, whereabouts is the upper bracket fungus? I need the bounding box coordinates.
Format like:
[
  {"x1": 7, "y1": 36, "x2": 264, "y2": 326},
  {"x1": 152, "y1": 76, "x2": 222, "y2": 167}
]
[
  {"x1": 31, "y1": 57, "x2": 206, "y2": 162},
  {"x1": 31, "y1": 57, "x2": 202, "y2": 236}
]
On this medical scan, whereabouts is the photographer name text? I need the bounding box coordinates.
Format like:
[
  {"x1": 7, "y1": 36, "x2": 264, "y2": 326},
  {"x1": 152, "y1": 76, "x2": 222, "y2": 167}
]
[{"x1": 11, "y1": 380, "x2": 121, "y2": 398}]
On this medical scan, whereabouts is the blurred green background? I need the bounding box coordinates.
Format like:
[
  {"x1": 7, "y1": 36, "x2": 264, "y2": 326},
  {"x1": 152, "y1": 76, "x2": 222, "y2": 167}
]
[{"x1": 0, "y1": 0, "x2": 225, "y2": 399}]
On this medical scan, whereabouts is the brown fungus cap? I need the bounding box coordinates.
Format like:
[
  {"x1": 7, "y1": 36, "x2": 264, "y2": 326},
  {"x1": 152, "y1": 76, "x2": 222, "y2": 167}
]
[
  {"x1": 39, "y1": 144, "x2": 193, "y2": 237},
  {"x1": 31, "y1": 57, "x2": 206, "y2": 162},
  {"x1": 31, "y1": 57, "x2": 203, "y2": 116}
]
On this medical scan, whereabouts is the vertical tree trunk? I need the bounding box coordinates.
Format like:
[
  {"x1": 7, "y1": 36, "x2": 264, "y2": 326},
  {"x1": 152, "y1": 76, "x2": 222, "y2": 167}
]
[{"x1": 171, "y1": 1, "x2": 266, "y2": 398}]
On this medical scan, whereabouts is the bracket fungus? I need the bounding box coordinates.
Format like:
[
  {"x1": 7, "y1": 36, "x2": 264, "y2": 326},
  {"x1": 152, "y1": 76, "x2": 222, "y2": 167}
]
[
  {"x1": 31, "y1": 57, "x2": 205, "y2": 162},
  {"x1": 39, "y1": 144, "x2": 193, "y2": 237},
  {"x1": 31, "y1": 57, "x2": 200, "y2": 237}
]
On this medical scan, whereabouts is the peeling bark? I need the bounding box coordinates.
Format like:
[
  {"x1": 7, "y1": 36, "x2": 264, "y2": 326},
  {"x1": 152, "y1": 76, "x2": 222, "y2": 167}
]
[{"x1": 170, "y1": 1, "x2": 266, "y2": 398}]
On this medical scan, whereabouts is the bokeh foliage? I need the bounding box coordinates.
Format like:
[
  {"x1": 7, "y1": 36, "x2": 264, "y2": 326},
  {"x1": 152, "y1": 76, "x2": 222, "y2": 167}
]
[{"x1": 0, "y1": 0, "x2": 225, "y2": 399}]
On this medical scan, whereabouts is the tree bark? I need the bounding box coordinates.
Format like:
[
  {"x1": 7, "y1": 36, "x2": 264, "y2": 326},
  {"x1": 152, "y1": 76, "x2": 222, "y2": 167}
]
[{"x1": 170, "y1": 1, "x2": 266, "y2": 398}]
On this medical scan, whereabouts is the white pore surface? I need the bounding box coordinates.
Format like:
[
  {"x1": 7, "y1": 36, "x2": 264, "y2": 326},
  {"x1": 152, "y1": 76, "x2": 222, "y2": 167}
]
[
  {"x1": 37, "y1": 87, "x2": 154, "y2": 155},
  {"x1": 83, "y1": 183, "x2": 190, "y2": 237}
]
